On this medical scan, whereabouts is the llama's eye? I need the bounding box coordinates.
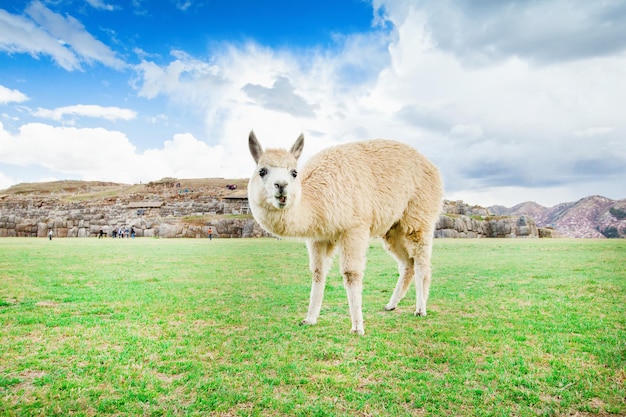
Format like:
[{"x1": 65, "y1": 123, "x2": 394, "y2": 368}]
[
  {"x1": 291, "y1": 170, "x2": 298, "y2": 178},
  {"x1": 259, "y1": 168, "x2": 268, "y2": 178}
]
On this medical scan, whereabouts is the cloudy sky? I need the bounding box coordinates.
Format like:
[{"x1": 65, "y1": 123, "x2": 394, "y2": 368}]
[{"x1": 1, "y1": 0, "x2": 625, "y2": 207}]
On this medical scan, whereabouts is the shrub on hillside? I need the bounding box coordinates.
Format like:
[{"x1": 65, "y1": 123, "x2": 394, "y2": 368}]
[
  {"x1": 598, "y1": 226, "x2": 620, "y2": 238},
  {"x1": 609, "y1": 207, "x2": 626, "y2": 220}
]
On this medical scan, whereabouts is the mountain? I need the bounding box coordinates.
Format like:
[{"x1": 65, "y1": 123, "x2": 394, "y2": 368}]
[
  {"x1": 490, "y1": 201, "x2": 548, "y2": 221},
  {"x1": 489, "y1": 196, "x2": 626, "y2": 238}
]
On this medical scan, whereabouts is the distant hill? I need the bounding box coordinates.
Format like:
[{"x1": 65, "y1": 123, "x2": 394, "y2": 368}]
[
  {"x1": 0, "y1": 178, "x2": 249, "y2": 201},
  {"x1": 490, "y1": 196, "x2": 626, "y2": 238}
]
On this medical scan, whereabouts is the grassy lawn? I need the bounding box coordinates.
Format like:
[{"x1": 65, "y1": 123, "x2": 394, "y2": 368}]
[{"x1": 0, "y1": 237, "x2": 624, "y2": 416}]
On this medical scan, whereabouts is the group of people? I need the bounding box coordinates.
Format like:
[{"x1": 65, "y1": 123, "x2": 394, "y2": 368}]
[
  {"x1": 99, "y1": 227, "x2": 135, "y2": 239},
  {"x1": 48, "y1": 226, "x2": 215, "y2": 239},
  {"x1": 47, "y1": 227, "x2": 139, "y2": 239}
]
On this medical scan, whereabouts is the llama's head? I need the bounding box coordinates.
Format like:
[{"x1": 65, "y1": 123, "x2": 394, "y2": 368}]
[{"x1": 248, "y1": 131, "x2": 304, "y2": 210}]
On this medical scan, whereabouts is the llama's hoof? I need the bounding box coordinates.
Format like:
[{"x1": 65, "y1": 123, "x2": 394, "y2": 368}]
[
  {"x1": 414, "y1": 309, "x2": 427, "y2": 317},
  {"x1": 384, "y1": 304, "x2": 396, "y2": 311},
  {"x1": 350, "y1": 327, "x2": 365, "y2": 336},
  {"x1": 299, "y1": 318, "x2": 316, "y2": 326}
]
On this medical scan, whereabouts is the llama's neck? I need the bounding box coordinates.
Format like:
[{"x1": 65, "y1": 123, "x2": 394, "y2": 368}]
[{"x1": 258, "y1": 192, "x2": 318, "y2": 238}]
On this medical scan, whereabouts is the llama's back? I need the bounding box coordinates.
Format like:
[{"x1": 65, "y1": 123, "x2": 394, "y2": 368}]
[{"x1": 300, "y1": 139, "x2": 443, "y2": 238}]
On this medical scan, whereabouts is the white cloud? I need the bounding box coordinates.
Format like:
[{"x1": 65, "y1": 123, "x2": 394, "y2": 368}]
[
  {"x1": 131, "y1": 37, "x2": 391, "y2": 156},
  {"x1": 85, "y1": 0, "x2": 116, "y2": 11},
  {"x1": 0, "y1": 2, "x2": 125, "y2": 71},
  {"x1": 175, "y1": 1, "x2": 192, "y2": 12},
  {"x1": 33, "y1": 104, "x2": 137, "y2": 122},
  {"x1": 26, "y1": 1, "x2": 125, "y2": 70},
  {"x1": 134, "y1": 55, "x2": 220, "y2": 98},
  {"x1": 147, "y1": 114, "x2": 168, "y2": 124},
  {"x1": 375, "y1": 0, "x2": 626, "y2": 65},
  {"x1": 0, "y1": 8, "x2": 81, "y2": 71},
  {"x1": 0, "y1": 85, "x2": 29, "y2": 104},
  {"x1": 0, "y1": 122, "x2": 249, "y2": 184},
  {"x1": 361, "y1": 1, "x2": 626, "y2": 201},
  {"x1": 0, "y1": 122, "x2": 136, "y2": 173}
]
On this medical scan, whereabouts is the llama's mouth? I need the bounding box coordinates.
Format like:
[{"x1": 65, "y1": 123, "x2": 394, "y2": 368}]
[{"x1": 275, "y1": 195, "x2": 287, "y2": 208}]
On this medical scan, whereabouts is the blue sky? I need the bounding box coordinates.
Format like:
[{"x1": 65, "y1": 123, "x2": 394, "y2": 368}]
[{"x1": 1, "y1": 0, "x2": 626, "y2": 206}]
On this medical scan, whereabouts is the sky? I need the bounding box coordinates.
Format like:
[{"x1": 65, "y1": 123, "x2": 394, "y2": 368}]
[{"x1": 1, "y1": 0, "x2": 625, "y2": 207}]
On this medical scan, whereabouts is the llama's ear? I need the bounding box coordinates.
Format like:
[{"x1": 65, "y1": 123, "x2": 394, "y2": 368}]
[
  {"x1": 249, "y1": 131, "x2": 263, "y2": 163},
  {"x1": 290, "y1": 134, "x2": 304, "y2": 160}
]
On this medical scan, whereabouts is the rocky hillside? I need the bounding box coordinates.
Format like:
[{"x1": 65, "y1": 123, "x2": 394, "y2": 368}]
[
  {"x1": 0, "y1": 178, "x2": 250, "y2": 201},
  {"x1": 490, "y1": 196, "x2": 626, "y2": 238}
]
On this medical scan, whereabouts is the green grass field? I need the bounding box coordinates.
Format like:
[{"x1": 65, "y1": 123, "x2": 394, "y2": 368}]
[{"x1": 0, "y1": 238, "x2": 624, "y2": 416}]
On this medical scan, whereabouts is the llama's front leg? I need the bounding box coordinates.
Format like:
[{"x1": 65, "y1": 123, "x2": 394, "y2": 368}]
[
  {"x1": 414, "y1": 264, "x2": 432, "y2": 317},
  {"x1": 341, "y1": 231, "x2": 369, "y2": 335},
  {"x1": 343, "y1": 271, "x2": 364, "y2": 334},
  {"x1": 301, "y1": 240, "x2": 334, "y2": 326}
]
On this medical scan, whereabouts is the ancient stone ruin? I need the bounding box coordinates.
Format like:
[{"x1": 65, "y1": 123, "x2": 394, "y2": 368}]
[
  {"x1": 435, "y1": 201, "x2": 539, "y2": 238},
  {"x1": 0, "y1": 195, "x2": 268, "y2": 238},
  {"x1": 0, "y1": 180, "x2": 540, "y2": 239}
]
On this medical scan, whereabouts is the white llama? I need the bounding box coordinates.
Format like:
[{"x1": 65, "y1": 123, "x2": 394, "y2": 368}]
[{"x1": 247, "y1": 131, "x2": 443, "y2": 335}]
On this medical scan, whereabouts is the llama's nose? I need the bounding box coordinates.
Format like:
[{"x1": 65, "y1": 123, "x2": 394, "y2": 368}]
[{"x1": 274, "y1": 181, "x2": 287, "y2": 194}]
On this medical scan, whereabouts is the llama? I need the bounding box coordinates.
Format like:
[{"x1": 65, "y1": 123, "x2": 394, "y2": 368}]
[{"x1": 247, "y1": 131, "x2": 443, "y2": 335}]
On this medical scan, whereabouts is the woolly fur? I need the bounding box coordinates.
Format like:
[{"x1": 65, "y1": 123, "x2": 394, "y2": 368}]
[{"x1": 248, "y1": 131, "x2": 443, "y2": 335}]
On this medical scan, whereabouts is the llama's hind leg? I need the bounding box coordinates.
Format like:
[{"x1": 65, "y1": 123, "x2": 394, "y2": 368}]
[
  {"x1": 410, "y1": 237, "x2": 433, "y2": 317},
  {"x1": 383, "y1": 232, "x2": 414, "y2": 311},
  {"x1": 340, "y1": 229, "x2": 369, "y2": 335},
  {"x1": 301, "y1": 239, "x2": 336, "y2": 326}
]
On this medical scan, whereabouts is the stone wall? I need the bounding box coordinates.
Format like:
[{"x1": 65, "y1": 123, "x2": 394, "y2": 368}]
[
  {"x1": 435, "y1": 214, "x2": 538, "y2": 238},
  {"x1": 443, "y1": 200, "x2": 490, "y2": 217},
  {"x1": 0, "y1": 196, "x2": 268, "y2": 239},
  {"x1": 432, "y1": 200, "x2": 538, "y2": 238},
  {"x1": 154, "y1": 219, "x2": 266, "y2": 238},
  {"x1": 0, "y1": 196, "x2": 539, "y2": 238}
]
